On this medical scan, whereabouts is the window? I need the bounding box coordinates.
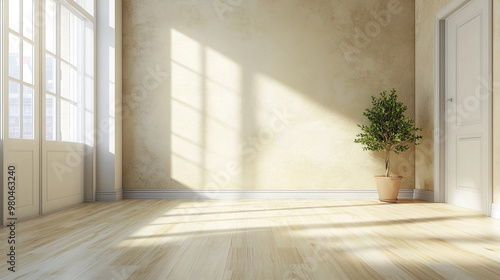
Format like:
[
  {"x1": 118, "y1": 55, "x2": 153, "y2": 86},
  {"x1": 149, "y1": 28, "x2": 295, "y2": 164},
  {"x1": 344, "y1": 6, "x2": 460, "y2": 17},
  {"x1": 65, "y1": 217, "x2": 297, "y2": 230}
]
[
  {"x1": 45, "y1": 1, "x2": 83, "y2": 142},
  {"x1": 7, "y1": 0, "x2": 35, "y2": 139},
  {"x1": 4, "y1": 0, "x2": 94, "y2": 143},
  {"x1": 74, "y1": 0, "x2": 94, "y2": 17}
]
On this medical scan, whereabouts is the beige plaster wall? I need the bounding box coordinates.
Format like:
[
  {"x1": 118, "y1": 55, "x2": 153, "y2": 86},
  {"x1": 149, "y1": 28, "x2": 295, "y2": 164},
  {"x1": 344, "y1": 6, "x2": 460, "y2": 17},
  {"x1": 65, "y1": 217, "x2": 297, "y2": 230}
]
[
  {"x1": 122, "y1": 0, "x2": 415, "y2": 190},
  {"x1": 414, "y1": 0, "x2": 452, "y2": 192}
]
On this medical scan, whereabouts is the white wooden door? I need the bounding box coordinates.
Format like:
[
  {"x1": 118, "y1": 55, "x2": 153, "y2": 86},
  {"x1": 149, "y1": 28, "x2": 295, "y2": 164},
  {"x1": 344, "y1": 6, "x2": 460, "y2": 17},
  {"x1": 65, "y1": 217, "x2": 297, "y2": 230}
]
[
  {"x1": 2, "y1": 0, "x2": 88, "y2": 221},
  {"x1": 41, "y1": 0, "x2": 85, "y2": 213},
  {"x1": 445, "y1": 0, "x2": 491, "y2": 213},
  {"x1": 3, "y1": 0, "x2": 41, "y2": 221}
]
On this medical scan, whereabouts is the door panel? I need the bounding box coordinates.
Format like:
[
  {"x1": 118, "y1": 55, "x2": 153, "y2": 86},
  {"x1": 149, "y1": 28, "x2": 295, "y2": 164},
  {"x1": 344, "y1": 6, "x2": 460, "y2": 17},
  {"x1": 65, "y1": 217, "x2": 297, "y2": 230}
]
[
  {"x1": 42, "y1": 143, "x2": 83, "y2": 213},
  {"x1": 3, "y1": 0, "x2": 41, "y2": 222},
  {"x1": 3, "y1": 0, "x2": 90, "y2": 222},
  {"x1": 7, "y1": 150, "x2": 37, "y2": 216},
  {"x1": 456, "y1": 137, "x2": 482, "y2": 190},
  {"x1": 445, "y1": 0, "x2": 490, "y2": 213},
  {"x1": 41, "y1": 0, "x2": 85, "y2": 213},
  {"x1": 46, "y1": 152, "x2": 82, "y2": 201}
]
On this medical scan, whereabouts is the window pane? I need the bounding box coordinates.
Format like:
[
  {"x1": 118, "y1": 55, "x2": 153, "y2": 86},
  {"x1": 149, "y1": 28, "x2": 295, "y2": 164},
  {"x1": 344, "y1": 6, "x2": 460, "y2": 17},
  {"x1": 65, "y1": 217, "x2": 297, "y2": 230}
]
[
  {"x1": 75, "y1": 0, "x2": 94, "y2": 16},
  {"x1": 23, "y1": 0, "x2": 34, "y2": 41},
  {"x1": 45, "y1": 0, "x2": 57, "y2": 54},
  {"x1": 61, "y1": 100, "x2": 78, "y2": 142},
  {"x1": 9, "y1": 34, "x2": 21, "y2": 80},
  {"x1": 70, "y1": 13, "x2": 83, "y2": 66},
  {"x1": 61, "y1": 6, "x2": 70, "y2": 62},
  {"x1": 85, "y1": 70, "x2": 93, "y2": 112},
  {"x1": 46, "y1": 54, "x2": 57, "y2": 93},
  {"x1": 23, "y1": 86, "x2": 34, "y2": 139},
  {"x1": 23, "y1": 41, "x2": 34, "y2": 84},
  {"x1": 46, "y1": 2, "x2": 89, "y2": 144},
  {"x1": 9, "y1": 82, "x2": 21, "y2": 139},
  {"x1": 9, "y1": 0, "x2": 21, "y2": 33},
  {"x1": 61, "y1": 61, "x2": 70, "y2": 99},
  {"x1": 46, "y1": 94, "x2": 57, "y2": 141},
  {"x1": 85, "y1": 21, "x2": 95, "y2": 146},
  {"x1": 71, "y1": 67, "x2": 79, "y2": 102},
  {"x1": 85, "y1": 21, "x2": 94, "y2": 77},
  {"x1": 61, "y1": 63, "x2": 79, "y2": 102}
]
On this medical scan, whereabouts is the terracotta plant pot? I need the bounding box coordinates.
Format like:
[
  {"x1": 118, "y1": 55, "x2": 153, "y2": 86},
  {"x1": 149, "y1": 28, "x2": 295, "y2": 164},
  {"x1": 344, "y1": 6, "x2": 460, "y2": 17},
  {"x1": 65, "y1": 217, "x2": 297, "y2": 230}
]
[{"x1": 374, "y1": 175, "x2": 402, "y2": 203}]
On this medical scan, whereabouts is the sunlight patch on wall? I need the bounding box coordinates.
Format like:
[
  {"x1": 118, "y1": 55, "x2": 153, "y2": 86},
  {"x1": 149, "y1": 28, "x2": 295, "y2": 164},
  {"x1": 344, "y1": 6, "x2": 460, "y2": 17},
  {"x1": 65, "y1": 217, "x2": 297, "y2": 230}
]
[
  {"x1": 204, "y1": 47, "x2": 241, "y2": 176},
  {"x1": 171, "y1": 29, "x2": 203, "y2": 72},
  {"x1": 252, "y1": 73, "x2": 356, "y2": 189},
  {"x1": 170, "y1": 29, "x2": 242, "y2": 190}
]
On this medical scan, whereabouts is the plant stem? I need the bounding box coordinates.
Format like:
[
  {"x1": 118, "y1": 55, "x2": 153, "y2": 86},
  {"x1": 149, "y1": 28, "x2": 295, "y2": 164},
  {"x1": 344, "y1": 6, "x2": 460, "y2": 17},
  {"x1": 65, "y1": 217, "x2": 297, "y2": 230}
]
[{"x1": 385, "y1": 148, "x2": 390, "y2": 177}]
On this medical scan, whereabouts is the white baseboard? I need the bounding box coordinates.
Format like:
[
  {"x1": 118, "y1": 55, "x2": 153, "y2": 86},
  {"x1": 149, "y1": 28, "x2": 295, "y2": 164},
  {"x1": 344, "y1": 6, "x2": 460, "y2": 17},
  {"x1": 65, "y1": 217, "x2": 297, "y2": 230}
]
[
  {"x1": 413, "y1": 189, "x2": 435, "y2": 202},
  {"x1": 96, "y1": 189, "x2": 123, "y2": 201},
  {"x1": 123, "y1": 189, "x2": 415, "y2": 200},
  {"x1": 492, "y1": 203, "x2": 500, "y2": 219}
]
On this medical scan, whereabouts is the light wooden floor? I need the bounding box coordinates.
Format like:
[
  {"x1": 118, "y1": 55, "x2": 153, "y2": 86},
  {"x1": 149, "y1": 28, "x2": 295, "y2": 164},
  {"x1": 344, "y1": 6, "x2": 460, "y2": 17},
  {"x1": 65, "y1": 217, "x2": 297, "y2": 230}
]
[{"x1": 1, "y1": 199, "x2": 500, "y2": 279}]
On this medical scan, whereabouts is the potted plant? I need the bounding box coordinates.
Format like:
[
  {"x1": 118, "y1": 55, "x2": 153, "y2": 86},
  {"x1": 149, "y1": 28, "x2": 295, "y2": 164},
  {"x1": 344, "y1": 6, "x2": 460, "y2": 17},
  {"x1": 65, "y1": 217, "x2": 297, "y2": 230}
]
[{"x1": 354, "y1": 89, "x2": 422, "y2": 202}]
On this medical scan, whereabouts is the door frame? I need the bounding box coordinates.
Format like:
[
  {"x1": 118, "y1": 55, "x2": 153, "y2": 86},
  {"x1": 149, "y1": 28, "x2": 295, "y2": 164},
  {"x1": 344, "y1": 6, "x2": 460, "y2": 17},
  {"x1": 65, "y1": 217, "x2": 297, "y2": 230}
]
[
  {"x1": 0, "y1": 0, "x2": 4, "y2": 225},
  {"x1": 0, "y1": 0, "x2": 96, "y2": 224},
  {"x1": 434, "y1": 0, "x2": 493, "y2": 215}
]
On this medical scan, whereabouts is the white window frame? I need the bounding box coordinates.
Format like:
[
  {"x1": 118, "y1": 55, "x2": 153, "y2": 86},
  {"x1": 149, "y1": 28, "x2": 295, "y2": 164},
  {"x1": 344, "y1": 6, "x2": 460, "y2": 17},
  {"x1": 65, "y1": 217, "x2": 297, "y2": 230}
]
[
  {"x1": 4, "y1": 0, "x2": 38, "y2": 140},
  {"x1": 2, "y1": 0, "x2": 95, "y2": 143},
  {"x1": 43, "y1": 0, "x2": 95, "y2": 143}
]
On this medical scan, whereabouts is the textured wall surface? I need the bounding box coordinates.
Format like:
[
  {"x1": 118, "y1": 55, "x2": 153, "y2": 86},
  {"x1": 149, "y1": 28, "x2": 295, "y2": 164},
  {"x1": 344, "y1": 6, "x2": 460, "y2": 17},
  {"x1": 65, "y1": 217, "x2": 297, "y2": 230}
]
[
  {"x1": 122, "y1": 0, "x2": 415, "y2": 190},
  {"x1": 414, "y1": 0, "x2": 453, "y2": 192}
]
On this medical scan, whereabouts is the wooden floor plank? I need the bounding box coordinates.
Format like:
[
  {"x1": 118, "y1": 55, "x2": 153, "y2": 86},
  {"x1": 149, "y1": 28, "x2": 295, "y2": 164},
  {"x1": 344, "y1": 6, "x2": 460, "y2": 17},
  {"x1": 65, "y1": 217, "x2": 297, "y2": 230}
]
[{"x1": 0, "y1": 199, "x2": 499, "y2": 279}]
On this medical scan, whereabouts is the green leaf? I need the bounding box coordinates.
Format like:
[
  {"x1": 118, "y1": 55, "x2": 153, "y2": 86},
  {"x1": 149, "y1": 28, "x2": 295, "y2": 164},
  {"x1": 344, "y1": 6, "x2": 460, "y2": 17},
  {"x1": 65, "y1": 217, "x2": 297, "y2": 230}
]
[{"x1": 354, "y1": 89, "x2": 423, "y2": 174}]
